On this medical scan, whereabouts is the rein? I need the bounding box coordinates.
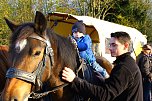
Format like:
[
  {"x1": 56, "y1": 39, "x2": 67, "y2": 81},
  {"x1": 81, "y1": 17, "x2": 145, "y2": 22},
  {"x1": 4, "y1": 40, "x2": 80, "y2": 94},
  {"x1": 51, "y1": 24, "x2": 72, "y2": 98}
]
[{"x1": 29, "y1": 83, "x2": 69, "y2": 99}]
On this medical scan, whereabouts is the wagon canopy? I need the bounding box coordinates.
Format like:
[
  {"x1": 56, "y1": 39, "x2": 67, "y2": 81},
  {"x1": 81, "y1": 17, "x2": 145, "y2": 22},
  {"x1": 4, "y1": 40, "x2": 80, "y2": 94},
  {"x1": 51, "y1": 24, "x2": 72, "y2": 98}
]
[{"x1": 47, "y1": 12, "x2": 99, "y2": 43}]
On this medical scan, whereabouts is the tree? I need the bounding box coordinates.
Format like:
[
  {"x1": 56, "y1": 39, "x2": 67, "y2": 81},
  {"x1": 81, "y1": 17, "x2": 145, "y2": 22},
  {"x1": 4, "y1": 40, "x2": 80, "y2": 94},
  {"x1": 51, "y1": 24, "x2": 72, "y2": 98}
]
[
  {"x1": 0, "y1": 0, "x2": 35, "y2": 45},
  {"x1": 112, "y1": 0, "x2": 152, "y2": 42},
  {"x1": 0, "y1": 0, "x2": 152, "y2": 45},
  {"x1": 69, "y1": 0, "x2": 152, "y2": 42},
  {"x1": 0, "y1": 0, "x2": 13, "y2": 45}
]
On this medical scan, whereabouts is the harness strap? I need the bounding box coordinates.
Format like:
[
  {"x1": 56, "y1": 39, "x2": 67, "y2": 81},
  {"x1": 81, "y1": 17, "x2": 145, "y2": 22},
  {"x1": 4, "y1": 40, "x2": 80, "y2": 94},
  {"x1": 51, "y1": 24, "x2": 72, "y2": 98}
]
[
  {"x1": 29, "y1": 83, "x2": 69, "y2": 99},
  {"x1": 46, "y1": 46, "x2": 54, "y2": 66},
  {"x1": 76, "y1": 59, "x2": 85, "y2": 77},
  {"x1": 68, "y1": 35, "x2": 82, "y2": 62},
  {"x1": 29, "y1": 34, "x2": 54, "y2": 66},
  {"x1": 6, "y1": 67, "x2": 37, "y2": 84},
  {"x1": 6, "y1": 56, "x2": 46, "y2": 85},
  {"x1": 33, "y1": 55, "x2": 46, "y2": 89},
  {"x1": 29, "y1": 34, "x2": 51, "y2": 47}
]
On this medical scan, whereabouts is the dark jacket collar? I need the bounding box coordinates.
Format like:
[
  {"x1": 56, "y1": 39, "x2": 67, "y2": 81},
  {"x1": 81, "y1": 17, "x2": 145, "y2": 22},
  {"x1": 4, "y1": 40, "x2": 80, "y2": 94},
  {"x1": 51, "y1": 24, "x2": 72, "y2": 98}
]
[{"x1": 113, "y1": 52, "x2": 131, "y2": 64}]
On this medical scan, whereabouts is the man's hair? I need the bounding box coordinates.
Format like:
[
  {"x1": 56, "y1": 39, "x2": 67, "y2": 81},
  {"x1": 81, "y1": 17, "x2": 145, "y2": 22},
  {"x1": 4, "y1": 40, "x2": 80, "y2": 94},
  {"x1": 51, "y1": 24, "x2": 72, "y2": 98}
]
[
  {"x1": 111, "y1": 31, "x2": 131, "y2": 45},
  {"x1": 142, "y1": 44, "x2": 152, "y2": 50}
]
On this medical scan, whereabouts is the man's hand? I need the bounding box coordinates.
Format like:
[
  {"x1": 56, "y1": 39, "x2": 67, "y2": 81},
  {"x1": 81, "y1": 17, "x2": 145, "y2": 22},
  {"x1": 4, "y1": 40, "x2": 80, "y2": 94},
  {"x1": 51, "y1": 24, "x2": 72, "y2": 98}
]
[{"x1": 62, "y1": 67, "x2": 76, "y2": 82}]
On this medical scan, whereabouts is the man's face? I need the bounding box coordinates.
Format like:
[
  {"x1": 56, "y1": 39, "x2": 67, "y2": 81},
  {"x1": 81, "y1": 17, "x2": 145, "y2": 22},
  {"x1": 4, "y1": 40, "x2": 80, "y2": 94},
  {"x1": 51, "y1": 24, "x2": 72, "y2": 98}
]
[
  {"x1": 109, "y1": 37, "x2": 126, "y2": 57},
  {"x1": 143, "y1": 49, "x2": 151, "y2": 55},
  {"x1": 142, "y1": 45, "x2": 152, "y2": 55}
]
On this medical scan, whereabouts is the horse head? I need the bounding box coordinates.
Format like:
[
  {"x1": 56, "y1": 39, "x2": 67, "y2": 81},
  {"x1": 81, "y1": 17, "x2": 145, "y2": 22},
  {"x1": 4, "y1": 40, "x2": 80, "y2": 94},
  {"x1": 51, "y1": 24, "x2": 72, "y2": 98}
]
[{"x1": 1, "y1": 11, "x2": 79, "y2": 101}]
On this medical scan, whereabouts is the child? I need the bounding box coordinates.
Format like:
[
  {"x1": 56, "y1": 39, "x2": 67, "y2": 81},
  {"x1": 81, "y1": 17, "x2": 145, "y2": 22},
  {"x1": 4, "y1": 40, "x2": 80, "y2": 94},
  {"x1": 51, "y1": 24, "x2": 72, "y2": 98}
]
[{"x1": 71, "y1": 20, "x2": 109, "y2": 82}]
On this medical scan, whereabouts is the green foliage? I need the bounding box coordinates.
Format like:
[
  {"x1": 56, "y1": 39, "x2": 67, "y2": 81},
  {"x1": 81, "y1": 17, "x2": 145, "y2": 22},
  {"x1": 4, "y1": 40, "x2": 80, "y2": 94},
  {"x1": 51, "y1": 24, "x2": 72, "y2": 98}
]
[
  {"x1": 108, "y1": 0, "x2": 152, "y2": 42},
  {"x1": 0, "y1": 0, "x2": 12, "y2": 45},
  {"x1": 0, "y1": 0, "x2": 152, "y2": 44},
  {"x1": 0, "y1": 0, "x2": 35, "y2": 45}
]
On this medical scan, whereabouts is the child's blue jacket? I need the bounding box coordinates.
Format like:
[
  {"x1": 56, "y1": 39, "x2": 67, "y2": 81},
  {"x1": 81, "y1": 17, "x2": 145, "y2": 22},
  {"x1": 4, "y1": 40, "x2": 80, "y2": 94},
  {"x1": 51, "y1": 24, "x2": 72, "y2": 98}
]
[{"x1": 73, "y1": 34, "x2": 96, "y2": 64}]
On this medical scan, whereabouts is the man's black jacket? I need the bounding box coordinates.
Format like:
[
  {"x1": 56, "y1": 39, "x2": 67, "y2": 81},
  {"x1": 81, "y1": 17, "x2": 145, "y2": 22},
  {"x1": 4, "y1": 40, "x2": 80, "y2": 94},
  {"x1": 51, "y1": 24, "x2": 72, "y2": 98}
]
[
  {"x1": 138, "y1": 52, "x2": 152, "y2": 79},
  {"x1": 71, "y1": 52, "x2": 143, "y2": 101}
]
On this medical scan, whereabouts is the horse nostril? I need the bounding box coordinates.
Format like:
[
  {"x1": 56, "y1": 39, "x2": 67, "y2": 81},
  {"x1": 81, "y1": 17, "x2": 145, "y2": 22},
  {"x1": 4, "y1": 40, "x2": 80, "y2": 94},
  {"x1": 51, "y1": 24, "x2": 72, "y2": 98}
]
[{"x1": 11, "y1": 97, "x2": 18, "y2": 101}]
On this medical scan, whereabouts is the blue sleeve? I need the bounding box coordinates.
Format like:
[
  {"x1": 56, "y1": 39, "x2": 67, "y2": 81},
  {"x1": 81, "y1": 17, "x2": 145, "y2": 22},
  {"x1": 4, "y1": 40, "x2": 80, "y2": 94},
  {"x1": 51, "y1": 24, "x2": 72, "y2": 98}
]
[
  {"x1": 77, "y1": 35, "x2": 92, "y2": 51},
  {"x1": 77, "y1": 42, "x2": 88, "y2": 51}
]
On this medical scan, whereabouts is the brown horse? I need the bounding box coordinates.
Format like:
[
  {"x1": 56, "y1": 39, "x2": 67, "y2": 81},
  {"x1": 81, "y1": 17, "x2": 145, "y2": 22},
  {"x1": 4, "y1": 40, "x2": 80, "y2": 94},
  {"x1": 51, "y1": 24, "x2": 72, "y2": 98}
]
[
  {"x1": 1, "y1": 11, "x2": 113, "y2": 101},
  {"x1": 0, "y1": 45, "x2": 10, "y2": 93}
]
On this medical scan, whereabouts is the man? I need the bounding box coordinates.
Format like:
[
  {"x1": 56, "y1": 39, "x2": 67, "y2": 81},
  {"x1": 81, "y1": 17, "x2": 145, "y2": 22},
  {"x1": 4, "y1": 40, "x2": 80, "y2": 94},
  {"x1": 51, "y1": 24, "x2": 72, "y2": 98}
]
[
  {"x1": 136, "y1": 44, "x2": 152, "y2": 65},
  {"x1": 137, "y1": 44, "x2": 152, "y2": 101},
  {"x1": 62, "y1": 31, "x2": 143, "y2": 101}
]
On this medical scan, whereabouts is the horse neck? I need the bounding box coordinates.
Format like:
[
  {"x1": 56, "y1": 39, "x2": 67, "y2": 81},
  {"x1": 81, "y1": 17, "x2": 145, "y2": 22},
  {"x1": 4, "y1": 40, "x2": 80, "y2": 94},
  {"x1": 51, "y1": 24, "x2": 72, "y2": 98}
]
[
  {"x1": 0, "y1": 45, "x2": 10, "y2": 72},
  {"x1": 0, "y1": 45, "x2": 10, "y2": 92},
  {"x1": 44, "y1": 31, "x2": 80, "y2": 101}
]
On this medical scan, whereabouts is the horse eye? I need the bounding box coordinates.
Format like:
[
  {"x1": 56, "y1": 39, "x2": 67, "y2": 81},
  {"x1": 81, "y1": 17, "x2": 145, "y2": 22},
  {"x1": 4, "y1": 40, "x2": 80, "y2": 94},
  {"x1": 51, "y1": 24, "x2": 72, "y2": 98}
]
[{"x1": 34, "y1": 51, "x2": 41, "y2": 56}]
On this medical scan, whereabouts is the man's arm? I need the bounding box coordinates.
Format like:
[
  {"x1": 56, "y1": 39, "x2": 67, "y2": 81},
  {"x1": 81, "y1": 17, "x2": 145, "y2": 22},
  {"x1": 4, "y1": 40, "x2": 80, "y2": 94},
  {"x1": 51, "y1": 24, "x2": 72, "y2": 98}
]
[{"x1": 62, "y1": 66, "x2": 130, "y2": 101}]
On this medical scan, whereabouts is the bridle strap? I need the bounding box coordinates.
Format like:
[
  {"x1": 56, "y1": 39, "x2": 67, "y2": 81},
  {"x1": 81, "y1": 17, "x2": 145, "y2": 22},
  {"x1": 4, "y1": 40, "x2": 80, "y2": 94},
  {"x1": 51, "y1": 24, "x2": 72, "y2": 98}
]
[
  {"x1": 6, "y1": 55, "x2": 46, "y2": 84},
  {"x1": 29, "y1": 34, "x2": 54, "y2": 66},
  {"x1": 29, "y1": 83, "x2": 69, "y2": 99},
  {"x1": 29, "y1": 34, "x2": 51, "y2": 47},
  {"x1": 6, "y1": 67, "x2": 37, "y2": 84}
]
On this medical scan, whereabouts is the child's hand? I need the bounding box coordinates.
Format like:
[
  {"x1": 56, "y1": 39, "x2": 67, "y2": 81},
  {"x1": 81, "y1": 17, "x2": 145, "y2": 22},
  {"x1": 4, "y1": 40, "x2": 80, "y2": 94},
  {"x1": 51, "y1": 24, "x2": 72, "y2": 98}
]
[{"x1": 71, "y1": 39, "x2": 77, "y2": 49}]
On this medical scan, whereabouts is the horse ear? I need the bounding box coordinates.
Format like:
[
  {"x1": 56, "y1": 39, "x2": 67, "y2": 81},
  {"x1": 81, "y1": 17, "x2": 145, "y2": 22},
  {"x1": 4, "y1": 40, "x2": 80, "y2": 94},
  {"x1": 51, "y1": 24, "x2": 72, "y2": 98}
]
[
  {"x1": 4, "y1": 17, "x2": 19, "y2": 32},
  {"x1": 34, "y1": 11, "x2": 47, "y2": 34}
]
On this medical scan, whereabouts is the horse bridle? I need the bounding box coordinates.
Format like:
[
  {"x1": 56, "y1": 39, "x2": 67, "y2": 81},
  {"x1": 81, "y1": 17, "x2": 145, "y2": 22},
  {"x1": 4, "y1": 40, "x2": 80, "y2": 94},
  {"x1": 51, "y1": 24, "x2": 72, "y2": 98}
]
[{"x1": 5, "y1": 34, "x2": 69, "y2": 99}]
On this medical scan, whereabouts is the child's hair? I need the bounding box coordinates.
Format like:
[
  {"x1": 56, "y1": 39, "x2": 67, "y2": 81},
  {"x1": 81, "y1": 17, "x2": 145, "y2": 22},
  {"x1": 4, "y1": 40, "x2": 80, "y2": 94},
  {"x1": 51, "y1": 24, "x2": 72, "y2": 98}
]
[{"x1": 72, "y1": 20, "x2": 86, "y2": 34}]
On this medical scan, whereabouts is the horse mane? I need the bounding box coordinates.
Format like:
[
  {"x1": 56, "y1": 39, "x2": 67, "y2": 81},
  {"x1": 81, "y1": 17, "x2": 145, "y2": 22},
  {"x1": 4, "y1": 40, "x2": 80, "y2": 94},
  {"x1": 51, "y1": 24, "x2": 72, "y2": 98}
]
[{"x1": 46, "y1": 28, "x2": 79, "y2": 71}]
